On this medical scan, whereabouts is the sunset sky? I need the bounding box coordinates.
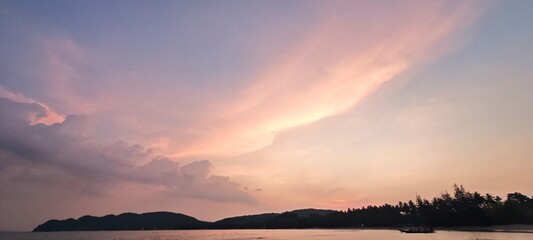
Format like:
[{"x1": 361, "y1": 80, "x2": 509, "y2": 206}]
[{"x1": 1, "y1": 0, "x2": 532, "y2": 231}]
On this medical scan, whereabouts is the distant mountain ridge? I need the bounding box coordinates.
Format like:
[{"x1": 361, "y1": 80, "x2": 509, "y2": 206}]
[
  {"x1": 33, "y1": 209, "x2": 336, "y2": 232},
  {"x1": 33, "y1": 212, "x2": 209, "y2": 232},
  {"x1": 33, "y1": 186, "x2": 533, "y2": 232},
  {"x1": 212, "y1": 209, "x2": 336, "y2": 229}
]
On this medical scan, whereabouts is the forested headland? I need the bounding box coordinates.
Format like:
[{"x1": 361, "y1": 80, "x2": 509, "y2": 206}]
[{"x1": 269, "y1": 185, "x2": 532, "y2": 228}]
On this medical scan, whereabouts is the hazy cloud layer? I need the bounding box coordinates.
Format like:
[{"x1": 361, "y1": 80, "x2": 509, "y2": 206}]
[{"x1": 0, "y1": 98, "x2": 255, "y2": 204}]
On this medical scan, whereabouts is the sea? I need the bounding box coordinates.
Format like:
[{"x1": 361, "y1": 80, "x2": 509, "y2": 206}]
[{"x1": 0, "y1": 229, "x2": 531, "y2": 240}]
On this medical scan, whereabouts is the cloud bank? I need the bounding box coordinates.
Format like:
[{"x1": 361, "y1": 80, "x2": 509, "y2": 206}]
[{"x1": 0, "y1": 98, "x2": 255, "y2": 204}]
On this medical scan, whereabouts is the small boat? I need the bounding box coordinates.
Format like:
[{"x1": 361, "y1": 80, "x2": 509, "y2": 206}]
[{"x1": 399, "y1": 226, "x2": 435, "y2": 233}]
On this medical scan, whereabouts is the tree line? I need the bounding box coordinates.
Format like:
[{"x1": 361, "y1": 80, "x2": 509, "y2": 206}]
[{"x1": 265, "y1": 185, "x2": 533, "y2": 228}]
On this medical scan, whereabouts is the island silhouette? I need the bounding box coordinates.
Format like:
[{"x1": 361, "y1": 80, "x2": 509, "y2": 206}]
[{"x1": 34, "y1": 185, "x2": 532, "y2": 232}]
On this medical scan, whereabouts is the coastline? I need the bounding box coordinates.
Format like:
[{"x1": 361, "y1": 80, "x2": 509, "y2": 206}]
[
  {"x1": 438, "y1": 224, "x2": 533, "y2": 233},
  {"x1": 336, "y1": 225, "x2": 533, "y2": 233}
]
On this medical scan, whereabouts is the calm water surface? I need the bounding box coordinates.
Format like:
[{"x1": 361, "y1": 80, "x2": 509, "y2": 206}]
[{"x1": 0, "y1": 229, "x2": 531, "y2": 240}]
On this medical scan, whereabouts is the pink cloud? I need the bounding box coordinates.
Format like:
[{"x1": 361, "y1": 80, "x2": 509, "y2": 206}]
[
  {"x1": 0, "y1": 98, "x2": 255, "y2": 204},
  {"x1": 0, "y1": 85, "x2": 64, "y2": 125},
  {"x1": 175, "y1": 2, "x2": 489, "y2": 156},
  {"x1": 5, "y1": 2, "x2": 490, "y2": 160}
]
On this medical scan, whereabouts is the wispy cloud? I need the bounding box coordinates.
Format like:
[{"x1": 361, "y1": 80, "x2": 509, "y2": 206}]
[
  {"x1": 176, "y1": 1, "x2": 488, "y2": 156},
  {"x1": 1, "y1": 2, "x2": 488, "y2": 158}
]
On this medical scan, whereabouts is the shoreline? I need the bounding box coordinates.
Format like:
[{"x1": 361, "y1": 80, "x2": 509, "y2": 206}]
[
  {"x1": 340, "y1": 225, "x2": 533, "y2": 233},
  {"x1": 437, "y1": 224, "x2": 533, "y2": 233}
]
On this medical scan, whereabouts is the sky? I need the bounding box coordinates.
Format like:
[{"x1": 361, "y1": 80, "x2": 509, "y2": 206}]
[{"x1": 0, "y1": 0, "x2": 532, "y2": 231}]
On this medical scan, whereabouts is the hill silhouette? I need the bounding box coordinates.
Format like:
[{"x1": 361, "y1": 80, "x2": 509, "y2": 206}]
[
  {"x1": 212, "y1": 209, "x2": 336, "y2": 229},
  {"x1": 34, "y1": 185, "x2": 533, "y2": 231},
  {"x1": 213, "y1": 213, "x2": 278, "y2": 229},
  {"x1": 33, "y1": 209, "x2": 336, "y2": 232},
  {"x1": 33, "y1": 212, "x2": 208, "y2": 232}
]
